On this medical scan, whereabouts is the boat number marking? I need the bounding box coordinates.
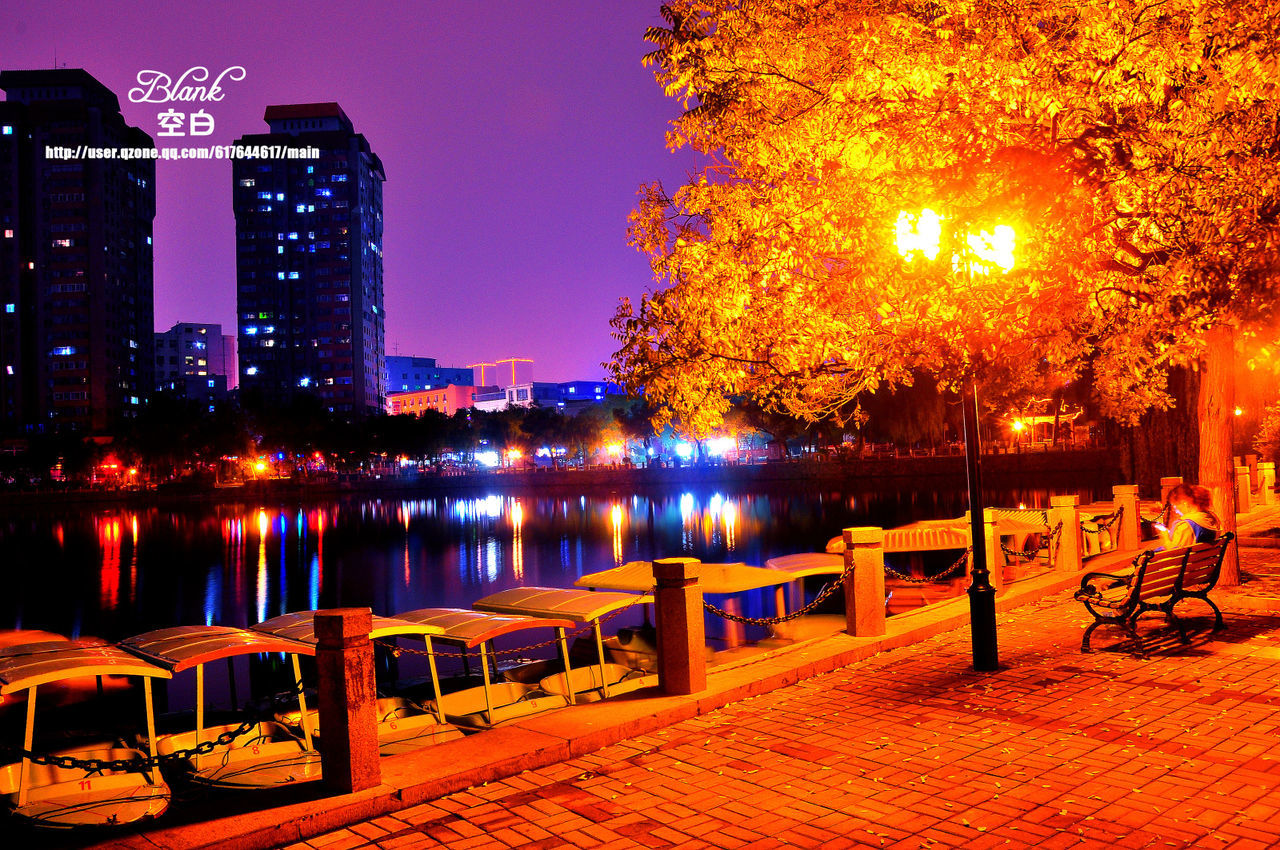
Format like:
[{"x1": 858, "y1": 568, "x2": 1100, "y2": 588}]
[{"x1": 80, "y1": 779, "x2": 92, "y2": 790}]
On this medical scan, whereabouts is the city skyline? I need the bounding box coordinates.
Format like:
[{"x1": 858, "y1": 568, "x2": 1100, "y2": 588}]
[{"x1": 1, "y1": 1, "x2": 690, "y2": 382}]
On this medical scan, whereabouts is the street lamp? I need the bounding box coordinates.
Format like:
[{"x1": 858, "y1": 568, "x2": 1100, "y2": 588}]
[{"x1": 896, "y1": 208, "x2": 1016, "y2": 672}]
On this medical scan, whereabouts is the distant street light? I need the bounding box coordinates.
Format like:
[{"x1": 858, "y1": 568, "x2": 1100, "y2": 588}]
[{"x1": 896, "y1": 208, "x2": 1017, "y2": 672}]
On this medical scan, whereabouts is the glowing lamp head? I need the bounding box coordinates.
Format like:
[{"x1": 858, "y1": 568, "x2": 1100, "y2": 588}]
[
  {"x1": 1011, "y1": 420, "x2": 1025, "y2": 432},
  {"x1": 895, "y1": 209, "x2": 941, "y2": 262},
  {"x1": 1234, "y1": 407, "x2": 1243, "y2": 416},
  {"x1": 254, "y1": 460, "x2": 267, "y2": 473},
  {"x1": 606, "y1": 443, "x2": 623, "y2": 456}
]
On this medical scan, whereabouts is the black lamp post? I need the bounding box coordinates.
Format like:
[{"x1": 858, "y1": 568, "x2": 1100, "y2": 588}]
[
  {"x1": 896, "y1": 209, "x2": 1009, "y2": 672},
  {"x1": 962, "y1": 381, "x2": 998, "y2": 671}
]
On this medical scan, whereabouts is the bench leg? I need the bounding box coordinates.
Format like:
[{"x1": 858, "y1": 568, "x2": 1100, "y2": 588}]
[
  {"x1": 1165, "y1": 608, "x2": 1189, "y2": 644},
  {"x1": 1081, "y1": 619, "x2": 1106, "y2": 653},
  {"x1": 1204, "y1": 596, "x2": 1225, "y2": 631},
  {"x1": 1122, "y1": 615, "x2": 1146, "y2": 658}
]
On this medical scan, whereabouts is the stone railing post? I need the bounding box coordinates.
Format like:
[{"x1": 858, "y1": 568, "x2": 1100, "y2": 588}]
[
  {"x1": 1160, "y1": 476, "x2": 1183, "y2": 506},
  {"x1": 1236, "y1": 465, "x2": 1253, "y2": 513},
  {"x1": 1111, "y1": 484, "x2": 1140, "y2": 551},
  {"x1": 653, "y1": 557, "x2": 706, "y2": 695},
  {"x1": 315, "y1": 608, "x2": 380, "y2": 794},
  {"x1": 1048, "y1": 495, "x2": 1082, "y2": 572},
  {"x1": 842, "y1": 528, "x2": 886, "y2": 637},
  {"x1": 1247, "y1": 453, "x2": 1259, "y2": 492},
  {"x1": 1260, "y1": 462, "x2": 1276, "y2": 506}
]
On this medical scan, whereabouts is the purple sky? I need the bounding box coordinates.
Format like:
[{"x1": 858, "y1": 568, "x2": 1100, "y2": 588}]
[{"x1": 3, "y1": 1, "x2": 693, "y2": 381}]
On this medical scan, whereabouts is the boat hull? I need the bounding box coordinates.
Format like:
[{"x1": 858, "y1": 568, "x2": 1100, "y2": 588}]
[{"x1": 0, "y1": 747, "x2": 170, "y2": 828}]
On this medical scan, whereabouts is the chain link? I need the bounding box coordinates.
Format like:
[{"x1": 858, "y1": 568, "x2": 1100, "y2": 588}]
[
  {"x1": 1081, "y1": 505, "x2": 1123, "y2": 536},
  {"x1": 882, "y1": 547, "x2": 973, "y2": 584},
  {"x1": 704, "y1": 555, "x2": 855, "y2": 626},
  {"x1": 2, "y1": 679, "x2": 307, "y2": 774}
]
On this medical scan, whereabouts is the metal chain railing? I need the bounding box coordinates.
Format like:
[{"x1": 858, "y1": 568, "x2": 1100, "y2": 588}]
[
  {"x1": 1081, "y1": 505, "x2": 1123, "y2": 536},
  {"x1": 882, "y1": 547, "x2": 972, "y2": 583},
  {"x1": 706, "y1": 544, "x2": 978, "y2": 629},
  {"x1": 704, "y1": 555, "x2": 855, "y2": 626},
  {"x1": 381, "y1": 595, "x2": 650, "y2": 661},
  {"x1": 999, "y1": 519, "x2": 1064, "y2": 564},
  {"x1": 1, "y1": 679, "x2": 307, "y2": 774}
]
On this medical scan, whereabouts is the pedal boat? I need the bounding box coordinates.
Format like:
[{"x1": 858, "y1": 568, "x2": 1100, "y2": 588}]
[
  {"x1": 119, "y1": 625, "x2": 321, "y2": 789},
  {"x1": 251, "y1": 611, "x2": 463, "y2": 754},
  {"x1": 393, "y1": 608, "x2": 578, "y2": 728},
  {"x1": 0, "y1": 639, "x2": 171, "y2": 827},
  {"x1": 471, "y1": 588, "x2": 658, "y2": 702}
]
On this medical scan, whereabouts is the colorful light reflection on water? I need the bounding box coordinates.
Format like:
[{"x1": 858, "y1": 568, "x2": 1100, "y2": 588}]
[{"x1": 0, "y1": 483, "x2": 1091, "y2": 642}]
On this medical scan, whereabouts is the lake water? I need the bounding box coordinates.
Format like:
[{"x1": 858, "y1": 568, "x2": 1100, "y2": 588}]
[{"x1": 0, "y1": 481, "x2": 1102, "y2": 644}]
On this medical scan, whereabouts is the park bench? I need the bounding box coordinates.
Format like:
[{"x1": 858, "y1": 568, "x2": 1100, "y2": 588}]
[{"x1": 1074, "y1": 533, "x2": 1235, "y2": 656}]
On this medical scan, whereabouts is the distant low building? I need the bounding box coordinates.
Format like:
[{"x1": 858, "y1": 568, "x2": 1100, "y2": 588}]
[
  {"x1": 155, "y1": 322, "x2": 236, "y2": 397},
  {"x1": 558, "y1": 380, "x2": 624, "y2": 410},
  {"x1": 158, "y1": 374, "x2": 228, "y2": 411},
  {"x1": 385, "y1": 355, "x2": 473, "y2": 393},
  {"x1": 388, "y1": 384, "x2": 481, "y2": 417}
]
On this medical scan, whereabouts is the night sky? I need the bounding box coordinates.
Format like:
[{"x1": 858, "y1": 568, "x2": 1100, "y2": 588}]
[{"x1": 2, "y1": 1, "x2": 692, "y2": 381}]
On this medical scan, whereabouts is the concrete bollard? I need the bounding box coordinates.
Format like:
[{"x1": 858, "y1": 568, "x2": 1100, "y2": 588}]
[
  {"x1": 1260, "y1": 462, "x2": 1276, "y2": 506},
  {"x1": 842, "y1": 527, "x2": 886, "y2": 637},
  {"x1": 1160, "y1": 476, "x2": 1183, "y2": 506},
  {"x1": 1236, "y1": 465, "x2": 1253, "y2": 513},
  {"x1": 1048, "y1": 495, "x2": 1082, "y2": 572},
  {"x1": 1111, "y1": 484, "x2": 1140, "y2": 551},
  {"x1": 653, "y1": 558, "x2": 706, "y2": 695},
  {"x1": 315, "y1": 608, "x2": 380, "y2": 794}
]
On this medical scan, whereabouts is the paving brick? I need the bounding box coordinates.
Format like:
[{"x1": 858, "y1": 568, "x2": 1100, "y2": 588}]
[{"x1": 295, "y1": 566, "x2": 1280, "y2": 850}]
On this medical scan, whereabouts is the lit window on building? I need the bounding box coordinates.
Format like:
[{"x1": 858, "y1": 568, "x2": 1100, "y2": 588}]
[
  {"x1": 1, "y1": 125, "x2": 12, "y2": 135},
  {"x1": 4, "y1": 304, "x2": 13, "y2": 313}
]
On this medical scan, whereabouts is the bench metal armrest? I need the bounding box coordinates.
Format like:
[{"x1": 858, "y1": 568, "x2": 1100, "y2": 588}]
[{"x1": 1077, "y1": 570, "x2": 1133, "y2": 596}]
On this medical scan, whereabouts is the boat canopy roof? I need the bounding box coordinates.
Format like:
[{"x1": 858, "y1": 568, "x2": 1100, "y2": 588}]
[
  {"x1": 576, "y1": 562, "x2": 795, "y2": 595},
  {"x1": 0, "y1": 640, "x2": 171, "y2": 694},
  {"x1": 120, "y1": 625, "x2": 315, "y2": 672},
  {"x1": 251, "y1": 610, "x2": 445, "y2": 644},
  {"x1": 473, "y1": 587, "x2": 651, "y2": 623},
  {"x1": 763, "y1": 552, "x2": 845, "y2": 577},
  {"x1": 395, "y1": 608, "x2": 576, "y2": 648}
]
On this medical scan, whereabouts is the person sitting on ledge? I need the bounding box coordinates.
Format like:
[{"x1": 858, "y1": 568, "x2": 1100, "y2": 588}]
[{"x1": 1154, "y1": 482, "x2": 1220, "y2": 549}]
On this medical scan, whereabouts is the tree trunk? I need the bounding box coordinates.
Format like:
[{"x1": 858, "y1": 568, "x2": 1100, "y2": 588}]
[
  {"x1": 1199, "y1": 325, "x2": 1239, "y2": 586},
  {"x1": 1123, "y1": 366, "x2": 1200, "y2": 494}
]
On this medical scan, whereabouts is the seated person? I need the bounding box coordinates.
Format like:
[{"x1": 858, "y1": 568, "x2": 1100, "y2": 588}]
[{"x1": 1153, "y1": 483, "x2": 1220, "y2": 549}]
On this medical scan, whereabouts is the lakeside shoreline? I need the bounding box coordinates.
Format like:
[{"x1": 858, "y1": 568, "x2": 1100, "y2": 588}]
[{"x1": 0, "y1": 447, "x2": 1122, "y2": 512}]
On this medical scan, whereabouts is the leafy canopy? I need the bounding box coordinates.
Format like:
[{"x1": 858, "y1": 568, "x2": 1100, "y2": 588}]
[{"x1": 611, "y1": 0, "x2": 1280, "y2": 437}]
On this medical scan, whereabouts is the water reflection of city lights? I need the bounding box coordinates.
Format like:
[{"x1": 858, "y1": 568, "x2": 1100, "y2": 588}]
[
  {"x1": 724, "y1": 501, "x2": 738, "y2": 551},
  {"x1": 256, "y1": 510, "x2": 269, "y2": 625},
  {"x1": 98, "y1": 517, "x2": 121, "y2": 611},
  {"x1": 611, "y1": 503, "x2": 624, "y2": 566},
  {"x1": 512, "y1": 500, "x2": 524, "y2": 580}
]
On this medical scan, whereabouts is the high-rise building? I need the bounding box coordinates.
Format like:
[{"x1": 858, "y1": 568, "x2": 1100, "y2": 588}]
[
  {"x1": 0, "y1": 68, "x2": 156, "y2": 433},
  {"x1": 232, "y1": 103, "x2": 385, "y2": 417}
]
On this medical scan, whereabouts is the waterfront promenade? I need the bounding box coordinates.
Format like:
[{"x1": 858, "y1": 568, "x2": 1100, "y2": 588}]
[{"x1": 295, "y1": 548, "x2": 1280, "y2": 850}]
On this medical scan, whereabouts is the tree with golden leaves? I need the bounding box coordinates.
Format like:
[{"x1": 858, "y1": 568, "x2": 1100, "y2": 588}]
[{"x1": 612, "y1": 0, "x2": 1280, "y2": 583}]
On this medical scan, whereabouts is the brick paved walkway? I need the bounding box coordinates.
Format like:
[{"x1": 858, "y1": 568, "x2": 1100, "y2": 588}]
[{"x1": 294, "y1": 550, "x2": 1280, "y2": 850}]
